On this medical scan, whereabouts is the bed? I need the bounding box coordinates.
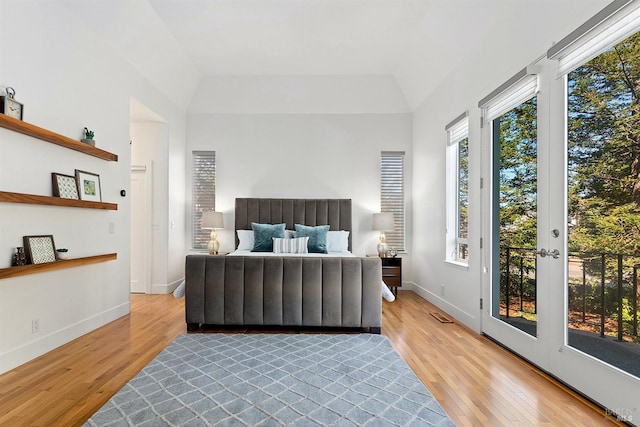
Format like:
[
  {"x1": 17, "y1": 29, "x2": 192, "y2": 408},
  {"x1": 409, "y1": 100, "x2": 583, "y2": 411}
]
[{"x1": 184, "y1": 198, "x2": 384, "y2": 333}]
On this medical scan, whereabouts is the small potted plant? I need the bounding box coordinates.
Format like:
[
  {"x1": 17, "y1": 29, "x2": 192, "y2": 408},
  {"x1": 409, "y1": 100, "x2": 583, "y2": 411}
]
[
  {"x1": 82, "y1": 127, "x2": 95, "y2": 146},
  {"x1": 56, "y1": 248, "x2": 70, "y2": 260}
]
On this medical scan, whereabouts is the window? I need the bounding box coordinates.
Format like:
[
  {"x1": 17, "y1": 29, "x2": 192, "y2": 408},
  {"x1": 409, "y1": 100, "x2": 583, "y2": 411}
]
[
  {"x1": 446, "y1": 113, "x2": 470, "y2": 264},
  {"x1": 380, "y1": 151, "x2": 405, "y2": 252},
  {"x1": 192, "y1": 151, "x2": 216, "y2": 250}
]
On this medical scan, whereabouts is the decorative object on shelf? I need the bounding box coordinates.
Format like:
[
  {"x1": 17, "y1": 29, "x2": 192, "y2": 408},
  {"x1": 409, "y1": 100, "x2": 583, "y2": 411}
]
[
  {"x1": 81, "y1": 127, "x2": 95, "y2": 146},
  {"x1": 56, "y1": 248, "x2": 70, "y2": 260},
  {"x1": 11, "y1": 247, "x2": 27, "y2": 266},
  {"x1": 51, "y1": 172, "x2": 80, "y2": 199},
  {"x1": 388, "y1": 247, "x2": 398, "y2": 257},
  {"x1": 23, "y1": 235, "x2": 56, "y2": 264},
  {"x1": 75, "y1": 169, "x2": 102, "y2": 202},
  {"x1": 201, "y1": 211, "x2": 224, "y2": 255},
  {"x1": 372, "y1": 212, "x2": 395, "y2": 257},
  {"x1": 0, "y1": 87, "x2": 23, "y2": 120}
]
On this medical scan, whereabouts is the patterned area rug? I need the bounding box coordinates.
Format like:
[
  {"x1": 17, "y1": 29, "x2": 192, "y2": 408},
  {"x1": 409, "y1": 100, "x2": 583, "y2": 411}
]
[{"x1": 85, "y1": 334, "x2": 455, "y2": 426}]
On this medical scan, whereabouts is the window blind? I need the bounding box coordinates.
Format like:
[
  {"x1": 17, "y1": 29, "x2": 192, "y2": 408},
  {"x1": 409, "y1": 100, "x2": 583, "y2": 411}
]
[
  {"x1": 479, "y1": 67, "x2": 538, "y2": 123},
  {"x1": 446, "y1": 112, "x2": 469, "y2": 146},
  {"x1": 192, "y1": 151, "x2": 216, "y2": 250},
  {"x1": 547, "y1": 0, "x2": 640, "y2": 77},
  {"x1": 381, "y1": 151, "x2": 405, "y2": 252}
]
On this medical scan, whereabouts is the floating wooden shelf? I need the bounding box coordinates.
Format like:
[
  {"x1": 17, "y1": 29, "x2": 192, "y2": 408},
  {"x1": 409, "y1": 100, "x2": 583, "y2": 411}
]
[
  {"x1": 0, "y1": 114, "x2": 118, "y2": 161},
  {"x1": 0, "y1": 253, "x2": 118, "y2": 280},
  {"x1": 0, "y1": 191, "x2": 117, "y2": 210}
]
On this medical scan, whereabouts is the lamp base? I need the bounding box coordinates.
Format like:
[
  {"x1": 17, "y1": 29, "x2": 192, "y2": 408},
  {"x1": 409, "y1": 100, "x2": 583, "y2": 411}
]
[
  {"x1": 208, "y1": 229, "x2": 220, "y2": 255},
  {"x1": 377, "y1": 242, "x2": 389, "y2": 258}
]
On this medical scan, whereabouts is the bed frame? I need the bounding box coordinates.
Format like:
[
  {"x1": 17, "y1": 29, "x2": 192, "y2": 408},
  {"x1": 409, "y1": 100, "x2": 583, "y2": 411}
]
[{"x1": 185, "y1": 198, "x2": 382, "y2": 333}]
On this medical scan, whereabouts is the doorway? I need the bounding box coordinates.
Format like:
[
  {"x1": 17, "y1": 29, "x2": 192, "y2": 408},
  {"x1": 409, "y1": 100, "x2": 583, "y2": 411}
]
[
  {"x1": 482, "y1": 51, "x2": 639, "y2": 418},
  {"x1": 130, "y1": 166, "x2": 150, "y2": 293}
]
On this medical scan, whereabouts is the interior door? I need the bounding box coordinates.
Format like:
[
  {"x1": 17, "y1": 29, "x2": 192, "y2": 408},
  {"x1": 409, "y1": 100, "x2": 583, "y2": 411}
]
[{"x1": 130, "y1": 166, "x2": 149, "y2": 294}]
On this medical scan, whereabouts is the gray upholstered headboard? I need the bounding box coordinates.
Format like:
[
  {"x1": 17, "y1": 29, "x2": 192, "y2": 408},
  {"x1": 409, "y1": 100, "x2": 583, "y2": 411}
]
[{"x1": 235, "y1": 198, "x2": 352, "y2": 251}]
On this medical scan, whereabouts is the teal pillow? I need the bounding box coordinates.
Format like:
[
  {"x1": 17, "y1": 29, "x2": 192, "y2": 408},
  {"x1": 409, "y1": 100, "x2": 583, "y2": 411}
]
[
  {"x1": 251, "y1": 223, "x2": 286, "y2": 252},
  {"x1": 295, "y1": 224, "x2": 330, "y2": 253}
]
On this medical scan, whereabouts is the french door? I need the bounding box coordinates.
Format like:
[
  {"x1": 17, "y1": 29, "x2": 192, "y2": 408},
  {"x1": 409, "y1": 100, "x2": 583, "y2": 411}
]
[
  {"x1": 481, "y1": 60, "x2": 552, "y2": 371},
  {"x1": 483, "y1": 58, "x2": 639, "y2": 422}
]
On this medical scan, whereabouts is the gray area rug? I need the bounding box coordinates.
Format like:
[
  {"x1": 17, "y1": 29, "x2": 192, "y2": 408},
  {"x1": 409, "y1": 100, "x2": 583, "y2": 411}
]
[{"x1": 85, "y1": 334, "x2": 456, "y2": 426}]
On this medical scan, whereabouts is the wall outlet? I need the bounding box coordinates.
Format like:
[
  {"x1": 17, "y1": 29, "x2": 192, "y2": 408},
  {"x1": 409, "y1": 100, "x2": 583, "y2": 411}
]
[
  {"x1": 32, "y1": 319, "x2": 40, "y2": 334},
  {"x1": 441, "y1": 284, "x2": 446, "y2": 297}
]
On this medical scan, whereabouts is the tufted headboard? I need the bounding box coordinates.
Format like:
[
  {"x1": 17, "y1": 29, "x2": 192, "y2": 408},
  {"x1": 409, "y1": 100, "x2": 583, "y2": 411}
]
[{"x1": 235, "y1": 198, "x2": 352, "y2": 251}]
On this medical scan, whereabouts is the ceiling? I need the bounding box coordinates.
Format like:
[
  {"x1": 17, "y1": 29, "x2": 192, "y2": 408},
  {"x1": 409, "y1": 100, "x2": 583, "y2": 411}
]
[{"x1": 60, "y1": 0, "x2": 609, "y2": 111}]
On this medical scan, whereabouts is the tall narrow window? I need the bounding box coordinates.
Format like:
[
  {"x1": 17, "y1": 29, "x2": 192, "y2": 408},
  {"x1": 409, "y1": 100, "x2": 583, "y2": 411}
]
[
  {"x1": 192, "y1": 151, "x2": 216, "y2": 250},
  {"x1": 446, "y1": 113, "x2": 469, "y2": 264},
  {"x1": 380, "y1": 151, "x2": 405, "y2": 252}
]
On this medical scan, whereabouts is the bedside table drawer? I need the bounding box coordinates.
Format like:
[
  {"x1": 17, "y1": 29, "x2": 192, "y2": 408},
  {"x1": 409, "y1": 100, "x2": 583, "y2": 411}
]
[{"x1": 382, "y1": 275, "x2": 401, "y2": 287}]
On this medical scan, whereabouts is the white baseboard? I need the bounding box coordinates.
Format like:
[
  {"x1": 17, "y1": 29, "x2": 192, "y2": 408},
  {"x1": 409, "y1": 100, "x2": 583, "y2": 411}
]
[
  {"x1": 151, "y1": 278, "x2": 184, "y2": 295},
  {"x1": 403, "y1": 281, "x2": 481, "y2": 333},
  {"x1": 0, "y1": 301, "x2": 130, "y2": 375}
]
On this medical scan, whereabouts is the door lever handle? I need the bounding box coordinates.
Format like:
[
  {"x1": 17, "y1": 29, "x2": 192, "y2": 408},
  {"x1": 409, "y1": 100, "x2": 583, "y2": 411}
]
[{"x1": 536, "y1": 248, "x2": 560, "y2": 259}]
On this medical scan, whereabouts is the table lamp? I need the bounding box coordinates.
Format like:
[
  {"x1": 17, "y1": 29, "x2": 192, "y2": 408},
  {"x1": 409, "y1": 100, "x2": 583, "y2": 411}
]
[
  {"x1": 372, "y1": 212, "x2": 394, "y2": 257},
  {"x1": 201, "y1": 211, "x2": 224, "y2": 255}
]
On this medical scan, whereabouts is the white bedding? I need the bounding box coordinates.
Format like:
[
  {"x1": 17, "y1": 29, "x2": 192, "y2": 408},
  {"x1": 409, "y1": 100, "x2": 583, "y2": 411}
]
[
  {"x1": 228, "y1": 250, "x2": 354, "y2": 258},
  {"x1": 227, "y1": 250, "x2": 395, "y2": 302}
]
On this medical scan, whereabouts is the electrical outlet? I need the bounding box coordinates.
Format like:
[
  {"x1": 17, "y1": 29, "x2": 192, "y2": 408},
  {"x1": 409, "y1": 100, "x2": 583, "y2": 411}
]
[
  {"x1": 441, "y1": 284, "x2": 446, "y2": 296},
  {"x1": 32, "y1": 319, "x2": 40, "y2": 333}
]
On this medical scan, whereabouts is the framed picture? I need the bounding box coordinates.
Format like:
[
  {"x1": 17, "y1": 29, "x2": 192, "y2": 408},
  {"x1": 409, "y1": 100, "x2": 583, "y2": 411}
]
[
  {"x1": 52, "y1": 173, "x2": 79, "y2": 199},
  {"x1": 75, "y1": 169, "x2": 102, "y2": 202},
  {"x1": 23, "y1": 235, "x2": 57, "y2": 264}
]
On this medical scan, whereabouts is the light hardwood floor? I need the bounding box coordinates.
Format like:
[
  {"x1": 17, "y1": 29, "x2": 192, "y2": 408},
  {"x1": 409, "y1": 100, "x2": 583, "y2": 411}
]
[{"x1": 0, "y1": 291, "x2": 623, "y2": 426}]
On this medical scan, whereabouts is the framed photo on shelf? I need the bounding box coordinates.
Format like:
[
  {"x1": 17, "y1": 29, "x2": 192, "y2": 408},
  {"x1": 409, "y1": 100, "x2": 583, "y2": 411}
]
[
  {"x1": 23, "y1": 235, "x2": 57, "y2": 264},
  {"x1": 75, "y1": 169, "x2": 102, "y2": 202},
  {"x1": 51, "y1": 172, "x2": 79, "y2": 199}
]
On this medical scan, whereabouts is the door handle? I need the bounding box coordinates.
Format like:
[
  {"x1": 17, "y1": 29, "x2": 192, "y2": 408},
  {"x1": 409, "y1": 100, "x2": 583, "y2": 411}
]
[{"x1": 536, "y1": 248, "x2": 560, "y2": 259}]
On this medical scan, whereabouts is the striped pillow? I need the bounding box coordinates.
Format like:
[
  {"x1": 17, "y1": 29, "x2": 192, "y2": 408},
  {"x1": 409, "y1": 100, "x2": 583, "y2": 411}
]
[{"x1": 272, "y1": 237, "x2": 309, "y2": 254}]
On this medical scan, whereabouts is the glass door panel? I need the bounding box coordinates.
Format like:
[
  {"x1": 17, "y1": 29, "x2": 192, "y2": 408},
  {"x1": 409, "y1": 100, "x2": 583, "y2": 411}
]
[
  {"x1": 565, "y1": 31, "x2": 640, "y2": 379},
  {"x1": 492, "y1": 97, "x2": 538, "y2": 337}
]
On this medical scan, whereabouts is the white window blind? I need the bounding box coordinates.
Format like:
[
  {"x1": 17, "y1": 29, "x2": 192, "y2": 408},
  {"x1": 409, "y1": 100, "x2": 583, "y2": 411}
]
[
  {"x1": 479, "y1": 67, "x2": 538, "y2": 123},
  {"x1": 446, "y1": 111, "x2": 469, "y2": 146},
  {"x1": 381, "y1": 151, "x2": 405, "y2": 252},
  {"x1": 192, "y1": 151, "x2": 216, "y2": 250},
  {"x1": 547, "y1": 0, "x2": 640, "y2": 76}
]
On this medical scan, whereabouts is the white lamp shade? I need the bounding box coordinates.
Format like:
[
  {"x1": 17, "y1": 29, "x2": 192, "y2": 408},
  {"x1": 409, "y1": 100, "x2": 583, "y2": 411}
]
[
  {"x1": 201, "y1": 211, "x2": 224, "y2": 229},
  {"x1": 372, "y1": 212, "x2": 394, "y2": 231}
]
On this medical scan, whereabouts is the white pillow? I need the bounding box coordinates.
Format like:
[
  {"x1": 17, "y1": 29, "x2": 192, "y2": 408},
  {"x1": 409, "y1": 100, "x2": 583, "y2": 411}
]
[
  {"x1": 327, "y1": 230, "x2": 350, "y2": 252},
  {"x1": 272, "y1": 237, "x2": 309, "y2": 254},
  {"x1": 236, "y1": 230, "x2": 254, "y2": 251}
]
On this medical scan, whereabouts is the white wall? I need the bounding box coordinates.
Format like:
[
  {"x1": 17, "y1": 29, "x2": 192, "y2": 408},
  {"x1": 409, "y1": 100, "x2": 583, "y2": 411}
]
[
  {"x1": 0, "y1": 1, "x2": 187, "y2": 374},
  {"x1": 187, "y1": 76, "x2": 413, "y2": 261},
  {"x1": 187, "y1": 113, "x2": 412, "y2": 258},
  {"x1": 410, "y1": 1, "x2": 609, "y2": 331}
]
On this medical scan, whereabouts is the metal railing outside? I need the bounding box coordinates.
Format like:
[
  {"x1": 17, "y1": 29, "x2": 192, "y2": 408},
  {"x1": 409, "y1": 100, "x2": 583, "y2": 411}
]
[{"x1": 501, "y1": 246, "x2": 640, "y2": 343}]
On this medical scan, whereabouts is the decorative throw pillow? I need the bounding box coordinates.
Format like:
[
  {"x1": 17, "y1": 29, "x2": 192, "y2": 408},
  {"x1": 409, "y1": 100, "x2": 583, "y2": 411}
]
[
  {"x1": 294, "y1": 224, "x2": 330, "y2": 253},
  {"x1": 251, "y1": 223, "x2": 286, "y2": 252},
  {"x1": 272, "y1": 237, "x2": 309, "y2": 254},
  {"x1": 327, "y1": 230, "x2": 350, "y2": 252}
]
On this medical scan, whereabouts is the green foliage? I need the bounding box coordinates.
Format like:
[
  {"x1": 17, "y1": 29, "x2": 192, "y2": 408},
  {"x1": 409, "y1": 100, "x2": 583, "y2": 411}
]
[
  {"x1": 568, "y1": 31, "x2": 640, "y2": 256},
  {"x1": 83, "y1": 127, "x2": 95, "y2": 140}
]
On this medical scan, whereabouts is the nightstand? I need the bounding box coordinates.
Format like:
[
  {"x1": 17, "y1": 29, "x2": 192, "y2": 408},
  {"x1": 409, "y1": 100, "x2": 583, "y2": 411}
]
[{"x1": 368, "y1": 255, "x2": 402, "y2": 296}]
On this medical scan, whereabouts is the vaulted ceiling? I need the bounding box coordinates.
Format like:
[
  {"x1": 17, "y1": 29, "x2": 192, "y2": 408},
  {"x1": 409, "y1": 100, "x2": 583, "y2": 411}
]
[{"x1": 60, "y1": 0, "x2": 608, "y2": 111}]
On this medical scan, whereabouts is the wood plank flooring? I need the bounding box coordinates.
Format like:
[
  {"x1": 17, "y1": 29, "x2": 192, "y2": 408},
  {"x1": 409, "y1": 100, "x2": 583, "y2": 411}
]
[{"x1": 0, "y1": 291, "x2": 623, "y2": 426}]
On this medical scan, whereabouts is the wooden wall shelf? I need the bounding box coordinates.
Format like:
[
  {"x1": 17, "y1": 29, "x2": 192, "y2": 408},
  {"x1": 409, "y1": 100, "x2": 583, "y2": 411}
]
[
  {"x1": 0, "y1": 114, "x2": 118, "y2": 162},
  {"x1": 0, "y1": 191, "x2": 117, "y2": 210},
  {"x1": 0, "y1": 253, "x2": 118, "y2": 280}
]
